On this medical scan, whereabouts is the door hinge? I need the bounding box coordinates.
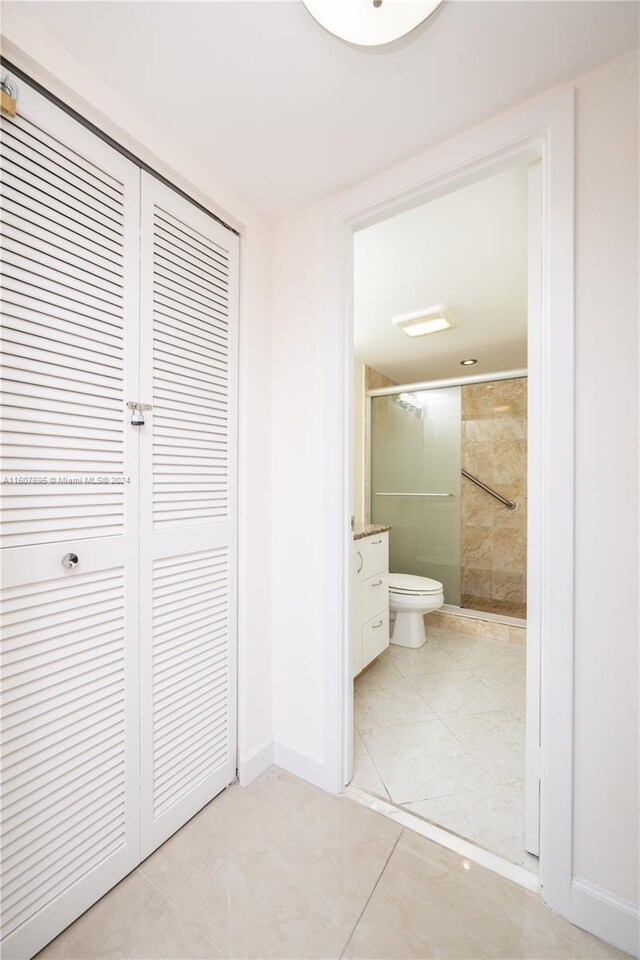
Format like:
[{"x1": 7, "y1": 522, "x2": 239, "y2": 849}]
[{"x1": 526, "y1": 745, "x2": 542, "y2": 780}]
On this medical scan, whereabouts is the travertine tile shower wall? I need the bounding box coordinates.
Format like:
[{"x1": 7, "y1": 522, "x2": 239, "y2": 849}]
[{"x1": 461, "y1": 378, "x2": 527, "y2": 618}]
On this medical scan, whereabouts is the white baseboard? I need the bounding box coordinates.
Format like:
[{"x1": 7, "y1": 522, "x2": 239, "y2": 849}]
[
  {"x1": 238, "y1": 737, "x2": 273, "y2": 787},
  {"x1": 571, "y1": 879, "x2": 639, "y2": 957},
  {"x1": 272, "y1": 738, "x2": 325, "y2": 789}
]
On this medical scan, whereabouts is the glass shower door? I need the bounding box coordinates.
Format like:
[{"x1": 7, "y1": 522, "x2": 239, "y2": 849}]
[{"x1": 370, "y1": 387, "x2": 462, "y2": 605}]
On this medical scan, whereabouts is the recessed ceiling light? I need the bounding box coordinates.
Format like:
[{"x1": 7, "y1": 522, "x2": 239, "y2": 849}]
[
  {"x1": 460, "y1": 358, "x2": 478, "y2": 366},
  {"x1": 392, "y1": 306, "x2": 458, "y2": 339},
  {"x1": 301, "y1": 0, "x2": 443, "y2": 48}
]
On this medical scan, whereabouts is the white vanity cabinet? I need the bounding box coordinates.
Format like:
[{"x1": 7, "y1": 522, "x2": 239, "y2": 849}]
[{"x1": 353, "y1": 531, "x2": 390, "y2": 676}]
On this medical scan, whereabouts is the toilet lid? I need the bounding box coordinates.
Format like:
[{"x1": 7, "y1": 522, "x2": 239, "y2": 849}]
[{"x1": 388, "y1": 573, "x2": 444, "y2": 596}]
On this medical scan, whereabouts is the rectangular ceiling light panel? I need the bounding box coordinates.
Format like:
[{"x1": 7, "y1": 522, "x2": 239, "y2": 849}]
[{"x1": 391, "y1": 305, "x2": 459, "y2": 338}]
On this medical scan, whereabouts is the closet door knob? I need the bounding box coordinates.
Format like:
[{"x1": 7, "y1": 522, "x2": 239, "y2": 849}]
[{"x1": 61, "y1": 552, "x2": 79, "y2": 569}]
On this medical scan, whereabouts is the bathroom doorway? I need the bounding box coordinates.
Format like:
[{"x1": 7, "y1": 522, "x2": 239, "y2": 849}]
[{"x1": 348, "y1": 160, "x2": 541, "y2": 876}]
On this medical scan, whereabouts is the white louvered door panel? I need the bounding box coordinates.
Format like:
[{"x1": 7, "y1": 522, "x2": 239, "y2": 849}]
[
  {"x1": 139, "y1": 174, "x2": 238, "y2": 857},
  {"x1": 0, "y1": 80, "x2": 141, "y2": 959}
]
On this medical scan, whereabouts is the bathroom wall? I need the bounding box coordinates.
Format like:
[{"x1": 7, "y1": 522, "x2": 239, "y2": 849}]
[{"x1": 461, "y1": 377, "x2": 527, "y2": 618}]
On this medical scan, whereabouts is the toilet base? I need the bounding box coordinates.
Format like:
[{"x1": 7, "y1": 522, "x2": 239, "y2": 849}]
[{"x1": 391, "y1": 611, "x2": 427, "y2": 649}]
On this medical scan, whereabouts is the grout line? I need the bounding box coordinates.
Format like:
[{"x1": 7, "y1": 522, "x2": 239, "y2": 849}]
[
  {"x1": 138, "y1": 866, "x2": 225, "y2": 957},
  {"x1": 361, "y1": 733, "x2": 393, "y2": 803},
  {"x1": 338, "y1": 830, "x2": 403, "y2": 960},
  {"x1": 346, "y1": 787, "x2": 540, "y2": 894},
  {"x1": 137, "y1": 865, "x2": 182, "y2": 912},
  {"x1": 356, "y1": 639, "x2": 531, "y2": 872}
]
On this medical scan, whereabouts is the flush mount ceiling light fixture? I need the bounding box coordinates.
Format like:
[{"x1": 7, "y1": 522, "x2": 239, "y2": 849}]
[
  {"x1": 460, "y1": 358, "x2": 478, "y2": 366},
  {"x1": 392, "y1": 305, "x2": 458, "y2": 338},
  {"x1": 301, "y1": 0, "x2": 443, "y2": 48}
]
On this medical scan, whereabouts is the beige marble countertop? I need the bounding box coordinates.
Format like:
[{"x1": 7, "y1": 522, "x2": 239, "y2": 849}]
[{"x1": 353, "y1": 523, "x2": 392, "y2": 541}]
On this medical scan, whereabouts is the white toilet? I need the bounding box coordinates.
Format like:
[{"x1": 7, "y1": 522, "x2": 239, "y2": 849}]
[{"x1": 388, "y1": 573, "x2": 445, "y2": 648}]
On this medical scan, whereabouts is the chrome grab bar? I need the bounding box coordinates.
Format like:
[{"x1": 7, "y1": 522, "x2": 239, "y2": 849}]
[
  {"x1": 461, "y1": 469, "x2": 516, "y2": 510},
  {"x1": 375, "y1": 477, "x2": 515, "y2": 510},
  {"x1": 374, "y1": 492, "x2": 452, "y2": 497}
]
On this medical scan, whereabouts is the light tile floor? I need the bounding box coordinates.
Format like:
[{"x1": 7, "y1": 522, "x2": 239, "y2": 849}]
[
  {"x1": 352, "y1": 624, "x2": 538, "y2": 871},
  {"x1": 36, "y1": 767, "x2": 626, "y2": 960}
]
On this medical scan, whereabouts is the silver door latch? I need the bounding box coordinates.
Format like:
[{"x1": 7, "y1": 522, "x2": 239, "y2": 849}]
[{"x1": 126, "y1": 401, "x2": 152, "y2": 426}]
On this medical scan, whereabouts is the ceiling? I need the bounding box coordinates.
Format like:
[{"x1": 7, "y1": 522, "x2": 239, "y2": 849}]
[
  {"x1": 354, "y1": 163, "x2": 529, "y2": 383},
  {"x1": 10, "y1": 1, "x2": 639, "y2": 216}
]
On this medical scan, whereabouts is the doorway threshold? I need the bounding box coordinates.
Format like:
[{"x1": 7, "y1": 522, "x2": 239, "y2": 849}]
[{"x1": 345, "y1": 785, "x2": 540, "y2": 895}]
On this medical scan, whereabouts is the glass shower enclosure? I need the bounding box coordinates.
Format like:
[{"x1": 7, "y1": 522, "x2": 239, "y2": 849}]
[{"x1": 370, "y1": 387, "x2": 462, "y2": 605}]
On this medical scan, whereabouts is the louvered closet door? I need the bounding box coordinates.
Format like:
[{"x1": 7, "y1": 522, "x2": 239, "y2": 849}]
[
  {"x1": 0, "y1": 81, "x2": 141, "y2": 959},
  {"x1": 139, "y1": 173, "x2": 238, "y2": 857}
]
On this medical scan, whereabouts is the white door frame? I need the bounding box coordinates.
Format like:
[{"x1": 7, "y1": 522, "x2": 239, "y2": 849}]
[{"x1": 321, "y1": 87, "x2": 575, "y2": 918}]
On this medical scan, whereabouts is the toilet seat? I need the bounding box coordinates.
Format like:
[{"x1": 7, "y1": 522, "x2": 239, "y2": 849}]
[{"x1": 388, "y1": 573, "x2": 443, "y2": 596}]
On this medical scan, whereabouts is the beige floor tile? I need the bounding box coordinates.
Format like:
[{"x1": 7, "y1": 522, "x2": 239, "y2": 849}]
[
  {"x1": 357, "y1": 653, "x2": 400, "y2": 684},
  {"x1": 351, "y1": 636, "x2": 531, "y2": 867},
  {"x1": 473, "y1": 659, "x2": 526, "y2": 715},
  {"x1": 35, "y1": 870, "x2": 222, "y2": 960},
  {"x1": 344, "y1": 830, "x2": 628, "y2": 960},
  {"x1": 409, "y1": 669, "x2": 510, "y2": 718},
  {"x1": 32, "y1": 768, "x2": 625, "y2": 960},
  {"x1": 406, "y1": 784, "x2": 539, "y2": 871},
  {"x1": 383, "y1": 642, "x2": 463, "y2": 679},
  {"x1": 140, "y1": 768, "x2": 401, "y2": 959},
  {"x1": 446, "y1": 708, "x2": 526, "y2": 783},
  {"x1": 355, "y1": 664, "x2": 438, "y2": 732},
  {"x1": 501, "y1": 777, "x2": 526, "y2": 813},
  {"x1": 351, "y1": 729, "x2": 389, "y2": 798},
  {"x1": 481, "y1": 674, "x2": 527, "y2": 716},
  {"x1": 442, "y1": 634, "x2": 526, "y2": 671},
  {"x1": 360, "y1": 719, "x2": 493, "y2": 804}
]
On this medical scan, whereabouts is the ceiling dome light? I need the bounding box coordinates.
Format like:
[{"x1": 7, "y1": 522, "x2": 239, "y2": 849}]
[
  {"x1": 460, "y1": 358, "x2": 478, "y2": 366},
  {"x1": 301, "y1": 0, "x2": 443, "y2": 48}
]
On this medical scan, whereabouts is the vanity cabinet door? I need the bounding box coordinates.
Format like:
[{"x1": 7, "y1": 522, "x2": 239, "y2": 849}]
[
  {"x1": 360, "y1": 572, "x2": 388, "y2": 624},
  {"x1": 353, "y1": 533, "x2": 390, "y2": 676},
  {"x1": 358, "y1": 532, "x2": 388, "y2": 579},
  {"x1": 362, "y1": 611, "x2": 390, "y2": 666}
]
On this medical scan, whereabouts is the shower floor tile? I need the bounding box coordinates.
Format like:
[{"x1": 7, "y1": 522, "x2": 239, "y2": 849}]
[{"x1": 352, "y1": 625, "x2": 537, "y2": 873}]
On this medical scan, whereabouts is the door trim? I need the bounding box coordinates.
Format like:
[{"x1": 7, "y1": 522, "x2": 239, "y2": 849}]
[{"x1": 321, "y1": 87, "x2": 575, "y2": 919}]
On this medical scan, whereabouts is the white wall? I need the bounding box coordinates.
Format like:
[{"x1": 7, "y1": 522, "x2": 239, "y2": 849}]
[
  {"x1": 271, "y1": 48, "x2": 639, "y2": 945},
  {"x1": 271, "y1": 206, "x2": 326, "y2": 775},
  {"x1": 0, "y1": 5, "x2": 274, "y2": 784},
  {"x1": 572, "y1": 50, "x2": 639, "y2": 908}
]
